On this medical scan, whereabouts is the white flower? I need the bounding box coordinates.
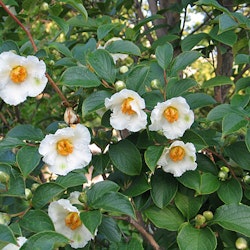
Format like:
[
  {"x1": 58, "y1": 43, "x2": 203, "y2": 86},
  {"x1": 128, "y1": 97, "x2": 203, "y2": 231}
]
[
  {"x1": 2, "y1": 236, "x2": 27, "y2": 250},
  {"x1": 38, "y1": 124, "x2": 92, "y2": 176},
  {"x1": 149, "y1": 96, "x2": 194, "y2": 139},
  {"x1": 157, "y1": 140, "x2": 197, "y2": 177},
  {"x1": 48, "y1": 199, "x2": 94, "y2": 249},
  {"x1": 0, "y1": 51, "x2": 47, "y2": 105},
  {"x1": 105, "y1": 89, "x2": 147, "y2": 132},
  {"x1": 98, "y1": 37, "x2": 128, "y2": 63}
]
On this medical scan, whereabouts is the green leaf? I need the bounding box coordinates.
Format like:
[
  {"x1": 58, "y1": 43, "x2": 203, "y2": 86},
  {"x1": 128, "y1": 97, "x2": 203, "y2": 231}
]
[
  {"x1": 209, "y1": 26, "x2": 237, "y2": 46},
  {"x1": 144, "y1": 146, "x2": 164, "y2": 172},
  {"x1": 87, "y1": 180, "x2": 120, "y2": 206},
  {"x1": 105, "y1": 40, "x2": 141, "y2": 56},
  {"x1": 49, "y1": 42, "x2": 72, "y2": 58},
  {"x1": 6, "y1": 125, "x2": 44, "y2": 141},
  {"x1": 60, "y1": 66, "x2": 101, "y2": 87},
  {"x1": 182, "y1": 130, "x2": 208, "y2": 151},
  {"x1": 92, "y1": 191, "x2": 135, "y2": 218},
  {"x1": 169, "y1": 51, "x2": 201, "y2": 77},
  {"x1": 150, "y1": 169, "x2": 178, "y2": 209},
  {"x1": 235, "y1": 77, "x2": 250, "y2": 92},
  {"x1": 0, "y1": 137, "x2": 26, "y2": 150},
  {"x1": 217, "y1": 178, "x2": 242, "y2": 204},
  {"x1": 195, "y1": 0, "x2": 230, "y2": 14},
  {"x1": 82, "y1": 90, "x2": 112, "y2": 116},
  {"x1": 167, "y1": 78, "x2": 197, "y2": 98},
  {"x1": 219, "y1": 14, "x2": 238, "y2": 33},
  {"x1": 213, "y1": 203, "x2": 250, "y2": 237},
  {"x1": 87, "y1": 49, "x2": 116, "y2": 84},
  {"x1": 143, "y1": 90, "x2": 164, "y2": 110},
  {"x1": 231, "y1": 94, "x2": 250, "y2": 108},
  {"x1": 20, "y1": 210, "x2": 54, "y2": 233},
  {"x1": 80, "y1": 210, "x2": 102, "y2": 235},
  {"x1": 55, "y1": 170, "x2": 87, "y2": 188},
  {"x1": 145, "y1": 205, "x2": 185, "y2": 231},
  {"x1": 222, "y1": 113, "x2": 248, "y2": 137},
  {"x1": 181, "y1": 33, "x2": 207, "y2": 51},
  {"x1": 185, "y1": 93, "x2": 217, "y2": 109},
  {"x1": 16, "y1": 146, "x2": 41, "y2": 178},
  {"x1": 21, "y1": 231, "x2": 69, "y2": 250},
  {"x1": 155, "y1": 42, "x2": 173, "y2": 70},
  {"x1": 246, "y1": 128, "x2": 250, "y2": 152},
  {"x1": 0, "y1": 224, "x2": 17, "y2": 246},
  {"x1": 235, "y1": 54, "x2": 250, "y2": 65},
  {"x1": 49, "y1": 15, "x2": 69, "y2": 34},
  {"x1": 178, "y1": 171, "x2": 220, "y2": 196},
  {"x1": 207, "y1": 104, "x2": 231, "y2": 121},
  {"x1": 32, "y1": 183, "x2": 65, "y2": 209},
  {"x1": 202, "y1": 76, "x2": 234, "y2": 88},
  {"x1": 97, "y1": 23, "x2": 119, "y2": 40},
  {"x1": 177, "y1": 223, "x2": 217, "y2": 250},
  {"x1": 175, "y1": 188, "x2": 204, "y2": 220},
  {"x1": 98, "y1": 217, "x2": 121, "y2": 242},
  {"x1": 109, "y1": 139, "x2": 142, "y2": 176},
  {"x1": 61, "y1": 0, "x2": 88, "y2": 20},
  {"x1": 0, "y1": 40, "x2": 19, "y2": 54},
  {"x1": 224, "y1": 142, "x2": 250, "y2": 170}
]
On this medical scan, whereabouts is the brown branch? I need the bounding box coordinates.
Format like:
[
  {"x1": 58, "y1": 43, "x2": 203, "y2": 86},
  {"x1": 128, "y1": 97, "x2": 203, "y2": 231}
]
[{"x1": 113, "y1": 215, "x2": 162, "y2": 250}]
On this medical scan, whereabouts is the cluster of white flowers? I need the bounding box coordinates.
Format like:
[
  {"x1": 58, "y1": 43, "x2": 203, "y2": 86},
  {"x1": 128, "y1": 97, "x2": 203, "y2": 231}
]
[
  {"x1": 105, "y1": 89, "x2": 197, "y2": 177},
  {"x1": 0, "y1": 51, "x2": 47, "y2": 105}
]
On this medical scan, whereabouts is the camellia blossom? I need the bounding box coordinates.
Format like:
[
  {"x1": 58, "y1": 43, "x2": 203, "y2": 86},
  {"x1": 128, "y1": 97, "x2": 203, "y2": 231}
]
[
  {"x1": 38, "y1": 124, "x2": 92, "y2": 176},
  {"x1": 157, "y1": 140, "x2": 197, "y2": 177},
  {"x1": 105, "y1": 89, "x2": 147, "y2": 132},
  {"x1": 2, "y1": 237, "x2": 27, "y2": 250},
  {"x1": 0, "y1": 51, "x2": 47, "y2": 105},
  {"x1": 48, "y1": 199, "x2": 94, "y2": 249},
  {"x1": 149, "y1": 96, "x2": 194, "y2": 139}
]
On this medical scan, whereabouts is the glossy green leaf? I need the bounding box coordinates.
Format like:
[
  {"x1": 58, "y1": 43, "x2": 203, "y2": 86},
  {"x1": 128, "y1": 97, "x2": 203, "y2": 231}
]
[
  {"x1": 195, "y1": 0, "x2": 230, "y2": 14},
  {"x1": 0, "y1": 137, "x2": 26, "y2": 150},
  {"x1": 151, "y1": 169, "x2": 178, "y2": 208},
  {"x1": 87, "y1": 49, "x2": 116, "y2": 84},
  {"x1": 222, "y1": 113, "x2": 248, "y2": 136},
  {"x1": 21, "y1": 231, "x2": 69, "y2": 250},
  {"x1": 219, "y1": 14, "x2": 238, "y2": 33},
  {"x1": 169, "y1": 51, "x2": 201, "y2": 77},
  {"x1": 209, "y1": 26, "x2": 237, "y2": 46},
  {"x1": 213, "y1": 203, "x2": 250, "y2": 237},
  {"x1": 178, "y1": 171, "x2": 220, "y2": 196},
  {"x1": 217, "y1": 178, "x2": 242, "y2": 204},
  {"x1": 105, "y1": 40, "x2": 141, "y2": 56},
  {"x1": 185, "y1": 93, "x2": 217, "y2": 109},
  {"x1": 143, "y1": 90, "x2": 164, "y2": 110},
  {"x1": 145, "y1": 205, "x2": 185, "y2": 231},
  {"x1": 80, "y1": 210, "x2": 102, "y2": 235},
  {"x1": 155, "y1": 42, "x2": 173, "y2": 70},
  {"x1": 231, "y1": 94, "x2": 250, "y2": 108},
  {"x1": 235, "y1": 77, "x2": 250, "y2": 92},
  {"x1": 82, "y1": 90, "x2": 112, "y2": 116},
  {"x1": 109, "y1": 139, "x2": 142, "y2": 176},
  {"x1": 16, "y1": 146, "x2": 41, "y2": 178},
  {"x1": 177, "y1": 223, "x2": 217, "y2": 250},
  {"x1": 49, "y1": 15, "x2": 69, "y2": 34},
  {"x1": 97, "y1": 23, "x2": 119, "y2": 40},
  {"x1": 246, "y1": 128, "x2": 250, "y2": 152},
  {"x1": 32, "y1": 183, "x2": 65, "y2": 209},
  {"x1": 207, "y1": 104, "x2": 231, "y2": 121},
  {"x1": 235, "y1": 54, "x2": 250, "y2": 65},
  {"x1": 92, "y1": 191, "x2": 135, "y2": 218},
  {"x1": 181, "y1": 33, "x2": 207, "y2": 51},
  {"x1": 202, "y1": 76, "x2": 233, "y2": 88},
  {"x1": 49, "y1": 42, "x2": 72, "y2": 58},
  {"x1": 144, "y1": 145, "x2": 164, "y2": 172},
  {"x1": 0, "y1": 40, "x2": 20, "y2": 54},
  {"x1": 0, "y1": 224, "x2": 17, "y2": 246},
  {"x1": 55, "y1": 170, "x2": 87, "y2": 188},
  {"x1": 60, "y1": 66, "x2": 101, "y2": 87},
  {"x1": 20, "y1": 210, "x2": 54, "y2": 232},
  {"x1": 224, "y1": 142, "x2": 250, "y2": 170},
  {"x1": 61, "y1": 0, "x2": 88, "y2": 19},
  {"x1": 98, "y1": 217, "x2": 121, "y2": 242},
  {"x1": 182, "y1": 130, "x2": 208, "y2": 151}
]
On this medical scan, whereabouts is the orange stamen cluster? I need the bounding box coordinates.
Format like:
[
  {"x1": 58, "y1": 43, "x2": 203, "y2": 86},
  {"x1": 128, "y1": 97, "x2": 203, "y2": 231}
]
[
  {"x1": 163, "y1": 106, "x2": 179, "y2": 123},
  {"x1": 121, "y1": 97, "x2": 136, "y2": 115},
  {"x1": 10, "y1": 66, "x2": 27, "y2": 84},
  {"x1": 65, "y1": 212, "x2": 82, "y2": 230},
  {"x1": 169, "y1": 146, "x2": 185, "y2": 162},
  {"x1": 56, "y1": 139, "x2": 74, "y2": 156}
]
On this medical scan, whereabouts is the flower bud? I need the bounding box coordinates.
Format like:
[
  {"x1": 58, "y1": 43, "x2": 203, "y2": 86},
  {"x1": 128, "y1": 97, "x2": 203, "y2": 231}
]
[
  {"x1": 115, "y1": 80, "x2": 126, "y2": 91},
  {"x1": 150, "y1": 79, "x2": 161, "y2": 89},
  {"x1": 235, "y1": 237, "x2": 248, "y2": 250},
  {"x1": 64, "y1": 107, "x2": 79, "y2": 125},
  {"x1": 203, "y1": 211, "x2": 213, "y2": 221},
  {"x1": 31, "y1": 183, "x2": 40, "y2": 192},
  {"x1": 195, "y1": 214, "x2": 206, "y2": 227},
  {"x1": 119, "y1": 65, "x2": 129, "y2": 74},
  {"x1": 0, "y1": 212, "x2": 11, "y2": 225},
  {"x1": 0, "y1": 171, "x2": 10, "y2": 184},
  {"x1": 218, "y1": 170, "x2": 228, "y2": 181},
  {"x1": 41, "y1": 2, "x2": 49, "y2": 11},
  {"x1": 78, "y1": 192, "x2": 87, "y2": 204},
  {"x1": 220, "y1": 166, "x2": 230, "y2": 173},
  {"x1": 25, "y1": 188, "x2": 32, "y2": 200}
]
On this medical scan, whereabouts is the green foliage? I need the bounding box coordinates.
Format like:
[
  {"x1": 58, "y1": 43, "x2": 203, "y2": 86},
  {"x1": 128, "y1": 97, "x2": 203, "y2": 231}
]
[{"x1": 0, "y1": 0, "x2": 249, "y2": 249}]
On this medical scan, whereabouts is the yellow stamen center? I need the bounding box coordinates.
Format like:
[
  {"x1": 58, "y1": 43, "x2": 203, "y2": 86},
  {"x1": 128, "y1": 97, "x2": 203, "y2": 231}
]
[
  {"x1": 163, "y1": 106, "x2": 179, "y2": 123},
  {"x1": 121, "y1": 97, "x2": 136, "y2": 115},
  {"x1": 56, "y1": 139, "x2": 74, "y2": 156},
  {"x1": 65, "y1": 212, "x2": 82, "y2": 230},
  {"x1": 169, "y1": 146, "x2": 185, "y2": 162},
  {"x1": 10, "y1": 66, "x2": 28, "y2": 84}
]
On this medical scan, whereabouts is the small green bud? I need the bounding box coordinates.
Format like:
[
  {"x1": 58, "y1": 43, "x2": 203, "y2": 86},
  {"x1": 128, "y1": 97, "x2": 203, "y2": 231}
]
[
  {"x1": 25, "y1": 188, "x2": 32, "y2": 200},
  {"x1": 119, "y1": 65, "x2": 129, "y2": 74},
  {"x1": 218, "y1": 170, "x2": 228, "y2": 181},
  {"x1": 0, "y1": 212, "x2": 11, "y2": 225},
  {"x1": 195, "y1": 214, "x2": 206, "y2": 226},
  {"x1": 220, "y1": 166, "x2": 230, "y2": 173},
  {"x1": 48, "y1": 60, "x2": 55, "y2": 66},
  {"x1": 243, "y1": 175, "x2": 250, "y2": 184},
  {"x1": 78, "y1": 192, "x2": 87, "y2": 204},
  {"x1": 115, "y1": 80, "x2": 126, "y2": 91},
  {"x1": 235, "y1": 237, "x2": 248, "y2": 250},
  {"x1": 150, "y1": 79, "x2": 161, "y2": 89},
  {"x1": 31, "y1": 183, "x2": 40, "y2": 192},
  {"x1": 41, "y1": 2, "x2": 49, "y2": 11},
  {"x1": 203, "y1": 211, "x2": 214, "y2": 221},
  {"x1": 0, "y1": 171, "x2": 10, "y2": 184}
]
